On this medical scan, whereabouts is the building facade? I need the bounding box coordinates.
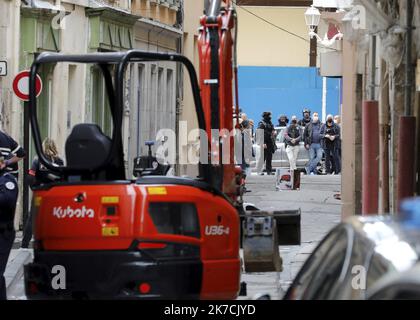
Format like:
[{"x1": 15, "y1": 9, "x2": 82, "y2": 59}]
[
  {"x1": 0, "y1": 0, "x2": 183, "y2": 227},
  {"x1": 313, "y1": 0, "x2": 420, "y2": 217}
]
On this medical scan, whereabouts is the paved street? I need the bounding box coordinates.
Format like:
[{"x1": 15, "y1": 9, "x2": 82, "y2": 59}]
[
  {"x1": 241, "y1": 173, "x2": 342, "y2": 300},
  {"x1": 5, "y1": 173, "x2": 341, "y2": 300}
]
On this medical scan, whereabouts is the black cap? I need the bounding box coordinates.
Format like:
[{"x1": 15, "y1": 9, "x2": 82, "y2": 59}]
[{"x1": 262, "y1": 111, "x2": 271, "y2": 117}]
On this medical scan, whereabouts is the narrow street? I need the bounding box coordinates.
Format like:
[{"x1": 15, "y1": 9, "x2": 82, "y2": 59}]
[
  {"x1": 241, "y1": 173, "x2": 341, "y2": 299},
  {"x1": 5, "y1": 173, "x2": 342, "y2": 300}
]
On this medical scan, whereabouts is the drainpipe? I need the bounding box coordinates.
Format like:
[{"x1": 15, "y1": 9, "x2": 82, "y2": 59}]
[{"x1": 397, "y1": 0, "x2": 416, "y2": 210}]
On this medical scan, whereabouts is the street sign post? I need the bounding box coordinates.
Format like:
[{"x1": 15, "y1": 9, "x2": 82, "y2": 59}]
[
  {"x1": 12, "y1": 70, "x2": 43, "y2": 233},
  {"x1": 0, "y1": 61, "x2": 7, "y2": 76}
]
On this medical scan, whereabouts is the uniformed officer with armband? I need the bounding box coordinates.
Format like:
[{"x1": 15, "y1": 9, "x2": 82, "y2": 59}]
[{"x1": 0, "y1": 129, "x2": 25, "y2": 300}]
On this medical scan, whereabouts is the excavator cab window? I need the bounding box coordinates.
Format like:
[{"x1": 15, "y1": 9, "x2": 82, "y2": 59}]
[{"x1": 148, "y1": 202, "x2": 200, "y2": 239}]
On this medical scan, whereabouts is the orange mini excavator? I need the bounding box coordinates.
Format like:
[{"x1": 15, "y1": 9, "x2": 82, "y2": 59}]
[{"x1": 24, "y1": 0, "x2": 300, "y2": 299}]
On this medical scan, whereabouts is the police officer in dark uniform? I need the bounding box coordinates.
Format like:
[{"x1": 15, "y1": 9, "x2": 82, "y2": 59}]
[
  {"x1": 278, "y1": 115, "x2": 289, "y2": 127},
  {"x1": 298, "y1": 108, "x2": 312, "y2": 128},
  {"x1": 0, "y1": 130, "x2": 25, "y2": 300},
  {"x1": 258, "y1": 112, "x2": 276, "y2": 175}
]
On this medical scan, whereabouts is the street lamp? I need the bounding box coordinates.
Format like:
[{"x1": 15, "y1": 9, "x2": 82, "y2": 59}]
[
  {"x1": 304, "y1": 5, "x2": 343, "y2": 47},
  {"x1": 304, "y1": 5, "x2": 321, "y2": 33}
]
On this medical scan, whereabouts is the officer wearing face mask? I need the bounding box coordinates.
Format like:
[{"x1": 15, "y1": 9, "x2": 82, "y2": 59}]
[
  {"x1": 303, "y1": 112, "x2": 323, "y2": 175},
  {"x1": 321, "y1": 114, "x2": 341, "y2": 174},
  {"x1": 278, "y1": 115, "x2": 289, "y2": 127},
  {"x1": 298, "y1": 108, "x2": 311, "y2": 128},
  {"x1": 257, "y1": 111, "x2": 276, "y2": 175}
]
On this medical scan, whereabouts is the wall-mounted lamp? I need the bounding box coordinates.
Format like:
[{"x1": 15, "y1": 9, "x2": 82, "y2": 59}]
[{"x1": 305, "y1": 5, "x2": 343, "y2": 47}]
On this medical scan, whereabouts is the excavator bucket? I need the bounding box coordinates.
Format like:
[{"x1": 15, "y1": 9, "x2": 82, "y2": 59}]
[{"x1": 241, "y1": 210, "x2": 301, "y2": 273}]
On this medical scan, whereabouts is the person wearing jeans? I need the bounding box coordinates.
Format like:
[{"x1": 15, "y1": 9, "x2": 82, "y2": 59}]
[
  {"x1": 307, "y1": 143, "x2": 323, "y2": 174},
  {"x1": 303, "y1": 112, "x2": 324, "y2": 175}
]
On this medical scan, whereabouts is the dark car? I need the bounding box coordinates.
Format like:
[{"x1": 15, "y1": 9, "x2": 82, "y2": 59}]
[
  {"x1": 366, "y1": 263, "x2": 420, "y2": 299},
  {"x1": 284, "y1": 199, "x2": 420, "y2": 300}
]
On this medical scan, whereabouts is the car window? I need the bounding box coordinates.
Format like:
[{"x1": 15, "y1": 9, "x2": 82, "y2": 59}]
[
  {"x1": 333, "y1": 231, "x2": 373, "y2": 299},
  {"x1": 370, "y1": 285, "x2": 420, "y2": 300},
  {"x1": 284, "y1": 226, "x2": 348, "y2": 300},
  {"x1": 394, "y1": 287, "x2": 420, "y2": 299},
  {"x1": 302, "y1": 227, "x2": 351, "y2": 299},
  {"x1": 366, "y1": 251, "x2": 397, "y2": 289}
]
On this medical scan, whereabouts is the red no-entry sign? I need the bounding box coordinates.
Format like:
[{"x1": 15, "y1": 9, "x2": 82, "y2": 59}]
[{"x1": 12, "y1": 70, "x2": 43, "y2": 101}]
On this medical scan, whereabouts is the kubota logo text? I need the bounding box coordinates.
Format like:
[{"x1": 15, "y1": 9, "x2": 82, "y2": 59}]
[{"x1": 53, "y1": 206, "x2": 95, "y2": 219}]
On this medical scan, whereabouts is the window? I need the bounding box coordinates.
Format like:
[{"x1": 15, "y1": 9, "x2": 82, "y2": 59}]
[
  {"x1": 333, "y1": 232, "x2": 372, "y2": 299},
  {"x1": 148, "y1": 202, "x2": 200, "y2": 239},
  {"x1": 302, "y1": 227, "x2": 350, "y2": 299},
  {"x1": 136, "y1": 64, "x2": 145, "y2": 157},
  {"x1": 166, "y1": 69, "x2": 174, "y2": 126},
  {"x1": 91, "y1": 66, "x2": 112, "y2": 137},
  {"x1": 285, "y1": 226, "x2": 349, "y2": 300},
  {"x1": 369, "y1": 284, "x2": 420, "y2": 300},
  {"x1": 67, "y1": 65, "x2": 77, "y2": 134},
  {"x1": 37, "y1": 64, "x2": 54, "y2": 140},
  {"x1": 158, "y1": 67, "x2": 164, "y2": 109},
  {"x1": 366, "y1": 251, "x2": 396, "y2": 289}
]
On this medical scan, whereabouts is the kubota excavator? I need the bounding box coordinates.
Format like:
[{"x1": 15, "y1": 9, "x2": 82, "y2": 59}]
[{"x1": 24, "y1": 0, "x2": 300, "y2": 299}]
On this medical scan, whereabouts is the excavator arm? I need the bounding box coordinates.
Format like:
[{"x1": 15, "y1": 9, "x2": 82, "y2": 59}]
[
  {"x1": 198, "y1": 1, "x2": 302, "y2": 274},
  {"x1": 198, "y1": 0, "x2": 241, "y2": 203}
]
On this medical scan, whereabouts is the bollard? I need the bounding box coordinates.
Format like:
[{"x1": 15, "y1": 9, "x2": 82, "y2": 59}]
[{"x1": 362, "y1": 101, "x2": 379, "y2": 215}]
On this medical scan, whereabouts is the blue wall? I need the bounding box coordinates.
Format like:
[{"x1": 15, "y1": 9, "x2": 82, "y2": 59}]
[{"x1": 238, "y1": 66, "x2": 341, "y2": 125}]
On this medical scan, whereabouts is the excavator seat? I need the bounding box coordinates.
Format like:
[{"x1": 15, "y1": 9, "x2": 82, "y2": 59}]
[{"x1": 65, "y1": 124, "x2": 112, "y2": 170}]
